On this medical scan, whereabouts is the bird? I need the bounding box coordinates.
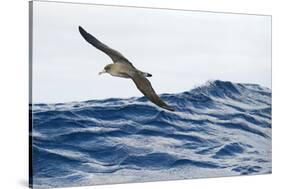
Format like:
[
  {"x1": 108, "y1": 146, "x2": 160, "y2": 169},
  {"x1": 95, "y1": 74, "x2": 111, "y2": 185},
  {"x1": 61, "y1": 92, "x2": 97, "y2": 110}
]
[{"x1": 78, "y1": 26, "x2": 174, "y2": 111}]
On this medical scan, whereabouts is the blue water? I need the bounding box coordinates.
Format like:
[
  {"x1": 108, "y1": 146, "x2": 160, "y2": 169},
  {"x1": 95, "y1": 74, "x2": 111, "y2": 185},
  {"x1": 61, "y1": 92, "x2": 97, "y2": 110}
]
[{"x1": 31, "y1": 80, "x2": 272, "y2": 188}]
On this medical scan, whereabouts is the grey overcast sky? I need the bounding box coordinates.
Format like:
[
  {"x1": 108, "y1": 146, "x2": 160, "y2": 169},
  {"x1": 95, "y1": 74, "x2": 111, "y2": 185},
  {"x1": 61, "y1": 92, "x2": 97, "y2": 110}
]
[{"x1": 32, "y1": 1, "x2": 271, "y2": 103}]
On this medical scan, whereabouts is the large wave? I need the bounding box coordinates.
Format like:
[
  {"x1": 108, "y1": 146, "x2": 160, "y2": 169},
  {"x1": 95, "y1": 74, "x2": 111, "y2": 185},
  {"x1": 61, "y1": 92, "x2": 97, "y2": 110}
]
[{"x1": 31, "y1": 80, "x2": 272, "y2": 188}]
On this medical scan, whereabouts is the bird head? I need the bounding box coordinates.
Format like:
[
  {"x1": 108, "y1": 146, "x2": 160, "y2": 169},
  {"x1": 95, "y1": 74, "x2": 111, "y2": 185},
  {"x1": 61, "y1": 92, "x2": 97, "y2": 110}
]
[{"x1": 98, "y1": 64, "x2": 113, "y2": 75}]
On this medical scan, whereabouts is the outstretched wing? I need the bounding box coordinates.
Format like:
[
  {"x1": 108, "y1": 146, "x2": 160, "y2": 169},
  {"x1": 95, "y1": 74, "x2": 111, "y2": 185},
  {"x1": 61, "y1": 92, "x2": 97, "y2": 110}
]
[
  {"x1": 131, "y1": 73, "x2": 174, "y2": 111},
  {"x1": 79, "y1": 26, "x2": 131, "y2": 64}
]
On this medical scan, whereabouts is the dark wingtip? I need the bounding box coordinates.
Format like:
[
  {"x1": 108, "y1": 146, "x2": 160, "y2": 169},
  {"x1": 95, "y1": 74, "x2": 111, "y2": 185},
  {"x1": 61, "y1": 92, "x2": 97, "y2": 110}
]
[
  {"x1": 78, "y1": 26, "x2": 92, "y2": 43},
  {"x1": 78, "y1": 25, "x2": 85, "y2": 34},
  {"x1": 168, "y1": 107, "x2": 175, "y2": 112},
  {"x1": 163, "y1": 106, "x2": 175, "y2": 112}
]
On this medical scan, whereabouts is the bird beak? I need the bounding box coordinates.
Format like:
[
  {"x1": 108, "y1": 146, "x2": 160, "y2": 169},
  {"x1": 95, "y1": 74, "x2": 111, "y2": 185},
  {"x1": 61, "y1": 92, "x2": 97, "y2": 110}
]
[{"x1": 98, "y1": 69, "x2": 106, "y2": 75}]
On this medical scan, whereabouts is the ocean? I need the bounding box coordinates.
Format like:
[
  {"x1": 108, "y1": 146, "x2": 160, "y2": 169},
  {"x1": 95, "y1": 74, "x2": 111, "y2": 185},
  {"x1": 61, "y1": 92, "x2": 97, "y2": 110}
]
[{"x1": 30, "y1": 80, "x2": 272, "y2": 188}]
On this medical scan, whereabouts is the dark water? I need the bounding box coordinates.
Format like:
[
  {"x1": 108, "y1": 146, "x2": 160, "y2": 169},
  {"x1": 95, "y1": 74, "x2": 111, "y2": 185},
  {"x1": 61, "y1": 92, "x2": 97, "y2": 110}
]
[{"x1": 31, "y1": 80, "x2": 272, "y2": 188}]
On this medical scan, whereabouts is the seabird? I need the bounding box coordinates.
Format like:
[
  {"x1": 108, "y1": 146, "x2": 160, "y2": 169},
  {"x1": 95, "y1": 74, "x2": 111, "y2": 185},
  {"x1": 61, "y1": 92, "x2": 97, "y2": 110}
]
[{"x1": 78, "y1": 26, "x2": 174, "y2": 111}]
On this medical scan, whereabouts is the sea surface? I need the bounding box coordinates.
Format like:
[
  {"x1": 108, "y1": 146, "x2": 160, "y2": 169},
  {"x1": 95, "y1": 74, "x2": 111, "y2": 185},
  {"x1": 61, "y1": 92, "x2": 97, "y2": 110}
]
[{"x1": 31, "y1": 80, "x2": 272, "y2": 188}]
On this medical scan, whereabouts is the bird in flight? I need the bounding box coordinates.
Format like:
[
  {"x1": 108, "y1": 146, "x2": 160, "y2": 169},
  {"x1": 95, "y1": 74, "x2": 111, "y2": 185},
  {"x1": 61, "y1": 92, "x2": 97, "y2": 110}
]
[{"x1": 78, "y1": 26, "x2": 174, "y2": 111}]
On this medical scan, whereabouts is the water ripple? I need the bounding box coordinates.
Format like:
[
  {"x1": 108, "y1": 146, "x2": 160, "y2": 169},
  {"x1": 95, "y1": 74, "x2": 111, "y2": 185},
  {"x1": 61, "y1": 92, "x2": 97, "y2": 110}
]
[{"x1": 31, "y1": 80, "x2": 271, "y2": 188}]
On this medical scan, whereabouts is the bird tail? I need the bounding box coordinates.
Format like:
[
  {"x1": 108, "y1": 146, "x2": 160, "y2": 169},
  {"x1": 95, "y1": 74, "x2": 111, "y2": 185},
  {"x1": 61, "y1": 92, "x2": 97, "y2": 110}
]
[{"x1": 144, "y1": 72, "x2": 152, "y2": 77}]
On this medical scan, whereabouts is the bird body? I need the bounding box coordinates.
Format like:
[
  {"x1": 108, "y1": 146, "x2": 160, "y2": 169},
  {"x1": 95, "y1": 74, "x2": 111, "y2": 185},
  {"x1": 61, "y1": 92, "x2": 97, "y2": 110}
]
[
  {"x1": 78, "y1": 26, "x2": 174, "y2": 111},
  {"x1": 102, "y1": 63, "x2": 151, "y2": 79}
]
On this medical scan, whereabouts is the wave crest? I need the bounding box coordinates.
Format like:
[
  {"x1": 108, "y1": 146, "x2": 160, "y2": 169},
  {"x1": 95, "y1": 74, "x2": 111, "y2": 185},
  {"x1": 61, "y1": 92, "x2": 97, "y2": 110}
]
[{"x1": 31, "y1": 80, "x2": 271, "y2": 187}]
